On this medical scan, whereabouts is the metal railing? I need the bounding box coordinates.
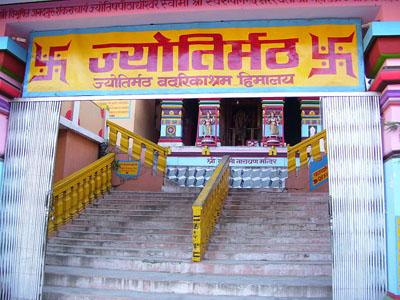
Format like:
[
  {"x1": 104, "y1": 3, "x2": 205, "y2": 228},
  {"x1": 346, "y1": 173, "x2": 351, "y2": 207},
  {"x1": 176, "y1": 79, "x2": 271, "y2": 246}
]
[
  {"x1": 106, "y1": 120, "x2": 168, "y2": 173},
  {"x1": 287, "y1": 130, "x2": 327, "y2": 172},
  {"x1": 192, "y1": 156, "x2": 230, "y2": 262},
  {"x1": 48, "y1": 153, "x2": 115, "y2": 234}
]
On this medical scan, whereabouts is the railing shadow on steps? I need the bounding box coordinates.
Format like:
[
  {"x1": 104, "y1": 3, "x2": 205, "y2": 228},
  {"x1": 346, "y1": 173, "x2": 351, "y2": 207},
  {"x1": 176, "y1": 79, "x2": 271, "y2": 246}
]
[
  {"x1": 48, "y1": 153, "x2": 115, "y2": 235},
  {"x1": 106, "y1": 120, "x2": 169, "y2": 174},
  {"x1": 287, "y1": 130, "x2": 327, "y2": 172},
  {"x1": 192, "y1": 155, "x2": 230, "y2": 262}
]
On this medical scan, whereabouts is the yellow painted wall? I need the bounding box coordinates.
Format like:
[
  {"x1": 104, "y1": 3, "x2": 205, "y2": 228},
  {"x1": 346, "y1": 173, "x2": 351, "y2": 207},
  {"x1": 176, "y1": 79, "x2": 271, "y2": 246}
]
[
  {"x1": 110, "y1": 101, "x2": 136, "y2": 133},
  {"x1": 107, "y1": 100, "x2": 157, "y2": 143}
]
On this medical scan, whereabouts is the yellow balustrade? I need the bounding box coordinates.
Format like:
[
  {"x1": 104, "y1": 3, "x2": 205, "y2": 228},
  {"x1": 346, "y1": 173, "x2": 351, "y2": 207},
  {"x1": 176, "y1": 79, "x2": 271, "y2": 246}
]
[
  {"x1": 287, "y1": 130, "x2": 327, "y2": 172},
  {"x1": 192, "y1": 156, "x2": 230, "y2": 262},
  {"x1": 48, "y1": 153, "x2": 115, "y2": 234},
  {"x1": 106, "y1": 121, "x2": 168, "y2": 173}
]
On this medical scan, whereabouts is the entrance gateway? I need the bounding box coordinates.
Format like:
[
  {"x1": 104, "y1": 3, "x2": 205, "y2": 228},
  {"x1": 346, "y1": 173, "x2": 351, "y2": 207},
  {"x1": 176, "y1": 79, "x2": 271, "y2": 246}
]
[{"x1": 0, "y1": 18, "x2": 386, "y2": 299}]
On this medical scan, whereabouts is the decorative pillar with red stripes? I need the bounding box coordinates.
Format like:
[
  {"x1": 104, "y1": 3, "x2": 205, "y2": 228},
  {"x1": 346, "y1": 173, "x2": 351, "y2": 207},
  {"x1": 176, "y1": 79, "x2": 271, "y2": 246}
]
[
  {"x1": 158, "y1": 99, "x2": 184, "y2": 147},
  {"x1": 261, "y1": 98, "x2": 284, "y2": 147},
  {"x1": 300, "y1": 97, "x2": 321, "y2": 140},
  {"x1": 196, "y1": 99, "x2": 220, "y2": 147}
]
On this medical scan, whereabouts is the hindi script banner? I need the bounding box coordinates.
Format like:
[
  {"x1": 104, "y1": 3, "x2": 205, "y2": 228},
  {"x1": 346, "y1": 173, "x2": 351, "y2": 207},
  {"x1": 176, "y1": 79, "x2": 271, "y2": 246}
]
[{"x1": 24, "y1": 19, "x2": 365, "y2": 97}]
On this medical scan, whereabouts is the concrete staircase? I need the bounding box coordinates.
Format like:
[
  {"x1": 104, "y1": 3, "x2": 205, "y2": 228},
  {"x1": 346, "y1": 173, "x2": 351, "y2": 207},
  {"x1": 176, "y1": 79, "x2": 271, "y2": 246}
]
[{"x1": 43, "y1": 190, "x2": 332, "y2": 299}]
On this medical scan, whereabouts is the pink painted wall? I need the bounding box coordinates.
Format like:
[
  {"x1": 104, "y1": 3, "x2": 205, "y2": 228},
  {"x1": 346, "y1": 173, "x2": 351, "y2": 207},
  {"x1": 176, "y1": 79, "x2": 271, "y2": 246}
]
[
  {"x1": 53, "y1": 129, "x2": 99, "y2": 182},
  {"x1": 0, "y1": 113, "x2": 8, "y2": 156},
  {"x1": 382, "y1": 105, "x2": 400, "y2": 158},
  {"x1": 377, "y1": 3, "x2": 400, "y2": 21}
]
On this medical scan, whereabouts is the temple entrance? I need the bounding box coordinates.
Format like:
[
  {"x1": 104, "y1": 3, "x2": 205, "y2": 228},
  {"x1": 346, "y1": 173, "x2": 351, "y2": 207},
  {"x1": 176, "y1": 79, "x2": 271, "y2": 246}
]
[
  {"x1": 283, "y1": 97, "x2": 302, "y2": 146},
  {"x1": 183, "y1": 99, "x2": 199, "y2": 146},
  {"x1": 220, "y1": 98, "x2": 262, "y2": 146}
]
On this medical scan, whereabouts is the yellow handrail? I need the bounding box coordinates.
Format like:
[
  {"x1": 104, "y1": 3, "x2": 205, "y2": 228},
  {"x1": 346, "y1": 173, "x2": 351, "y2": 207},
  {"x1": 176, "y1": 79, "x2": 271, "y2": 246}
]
[
  {"x1": 287, "y1": 130, "x2": 327, "y2": 172},
  {"x1": 106, "y1": 120, "x2": 168, "y2": 173},
  {"x1": 48, "y1": 153, "x2": 115, "y2": 234},
  {"x1": 192, "y1": 156, "x2": 230, "y2": 262}
]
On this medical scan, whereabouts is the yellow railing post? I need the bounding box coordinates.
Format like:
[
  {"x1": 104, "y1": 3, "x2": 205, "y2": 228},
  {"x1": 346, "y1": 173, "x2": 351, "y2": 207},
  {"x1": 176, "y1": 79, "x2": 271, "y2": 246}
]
[
  {"x1": 287, "y1": 130, "x2": 327, "y2": 172},
  {"x1": 48, "y1": 153, "x2": 115, "y2": 235},
  {"x1": 192, "y1": 156, "x2": 230, "y2": 262},
  {"x1": 106, "y1": 121, "x2": 168, "y2": 173}
]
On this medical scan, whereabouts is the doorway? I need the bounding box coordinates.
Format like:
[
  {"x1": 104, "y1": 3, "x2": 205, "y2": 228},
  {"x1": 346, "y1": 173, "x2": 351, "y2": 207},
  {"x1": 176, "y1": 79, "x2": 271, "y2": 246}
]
[
  {"x1": 220, "y1": 98, "x2": 262, "y2": 146},
  {"x1": 182, "y1": 99, "x2": 199, "y2": 146},
  {"x1": 284, "y1": 97, "x2": 302, "y2": 146}
]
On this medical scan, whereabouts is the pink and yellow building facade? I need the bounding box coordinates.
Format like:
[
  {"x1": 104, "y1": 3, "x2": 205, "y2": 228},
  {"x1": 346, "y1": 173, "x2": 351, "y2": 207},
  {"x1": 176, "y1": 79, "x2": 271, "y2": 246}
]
[
  {"x1": 363, "y1": 21, "x2": 400, "y2": 300},
  {"x1": 1, "y1": 0, "x2": 400, "y2": 298},
  {"x1": 0, "y1": 36, "x2": 25, "y2": 195}
]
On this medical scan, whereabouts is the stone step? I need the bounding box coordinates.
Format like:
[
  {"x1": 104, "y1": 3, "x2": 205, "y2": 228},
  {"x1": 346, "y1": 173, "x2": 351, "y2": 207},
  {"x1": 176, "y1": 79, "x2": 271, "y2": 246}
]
[
  {"x1": 104, "y1": 195, "x2": 197, "y2": 200},
  {"x1": 75, "y1": 214, "x2": 192, "y2": 222},
  {"x1": 106, "y1": 191, "x2": 327, "y2": 198},
  {"x1": 83, "y1": 207, "x2": 321, "y2": 218},
  {"x1": 224, "y1": 200, "x2": 328, "y2": 206},
  {"x1": 216, "y1": 222, "x2": 330, "y2": 230},
  {"x1": 210, "y1": 236, "x2": 331, "y2": 245},
  {"x1": 101, "y1": 198, "x2": 195, "y2": 204},
  {"x1": 47, "y1": 237, "x2": 191, "y2": 250},
  {"x1": 43, "y1": 286, "x2": 332, "y2": 300},
  {"x1": 60, "y1": 224, "x2": 330, "y2": 238},
  {"x1": 227, "y1": 192, "x2": 327, "y2": 196},
  {"x1": 70, "y1": 218, "x2": 330, "y2": 231},
  {"x1": 207, "y1": 242, "x2": 331, "y2": 252},
  {"x1": 219, "y1": 217, "x2": 329, "y2": 225},
  {"x1": 104, "y1": 191, "x2": 326, "y2": 198},
  {"x1": 44, "y1": 265, "x2": 332, "y2": 297},
  {"x1": 91, "y1": 203, "x2": 194, "y2": 210},
  {"x1": 220, "y1": 210, "x2": 328, "y2": 218},
  {"x1": 48, "y1": 237, "x2": 330, "y2": 253},
  {"x1": 76, "y1": 212, "x2": 327, "y2": 224},
  {"x1": 71, "y1": 216, "x2": 329, "y2": 228},
  {"x1": 204, "y1": 250, "x2": 331, "y2": 261},
  {"x1": 212, "y1": 230, "x2": 331, "y2": 239},
  {"x1": 84, "y1": 208, "x2": 194, "y2": 216},
  {"x1": 45, "y1": 254, "x2": 332, "y2": 276},
  {"x1": 56, "y1": 231, "x2": 191, "y2": 243},
  {"x1": 101, "y1": 196, "x2": 328, "y2": 204},
  {"x1": 108, "y1": 191, "x2": 198, "y2": 197},
  {"x1": 46, "y1": 244, "x2": 331, "y2": 261},
  {"x1": 71, "y1": 218, "x2": 194, "y2": 229},
  {"x1": 54, "y1": 229, "x2": 329, "y2": 245},
  {"x1": 92, "y1": 202, "x2": 328, "y2": 212},
  {"x1": 46, "y1": 244, "x2": 192, "y2": 260},
  {"x1": 62, "y1": 224, "x2": 193, "y2": 235}
]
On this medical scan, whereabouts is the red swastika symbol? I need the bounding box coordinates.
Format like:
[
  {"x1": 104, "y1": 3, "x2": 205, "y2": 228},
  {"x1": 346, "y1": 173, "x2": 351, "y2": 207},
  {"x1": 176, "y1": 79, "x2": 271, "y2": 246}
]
[
  {"x1": 308, "y1": 33, "x2": 356, "y2": 79},
  {"x1": 30, "y1": 41, "x2": 71, "y2": 84}
]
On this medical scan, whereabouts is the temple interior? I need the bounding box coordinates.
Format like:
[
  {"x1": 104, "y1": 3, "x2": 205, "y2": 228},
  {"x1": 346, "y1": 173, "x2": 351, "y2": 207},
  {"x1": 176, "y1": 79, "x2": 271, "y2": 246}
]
[{"x1": 156, "y1": 98, "x2": 307, "y2": 148}]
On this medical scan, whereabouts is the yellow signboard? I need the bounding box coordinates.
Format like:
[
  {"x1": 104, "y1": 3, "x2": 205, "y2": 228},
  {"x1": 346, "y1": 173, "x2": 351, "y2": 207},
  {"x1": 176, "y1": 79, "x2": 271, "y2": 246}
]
[
  {"x1": 23, "y1": 19, "x2": 364, "y2": 97},
  {"x1": 117, "y1": 160, "x2": 140, "y2": 178},
  {"x1": 312, "y1": 165, "x2": 328, "y2": 186},
  {"x1": 94, "y1": 100, "x2": 130, "y2": 118}
]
